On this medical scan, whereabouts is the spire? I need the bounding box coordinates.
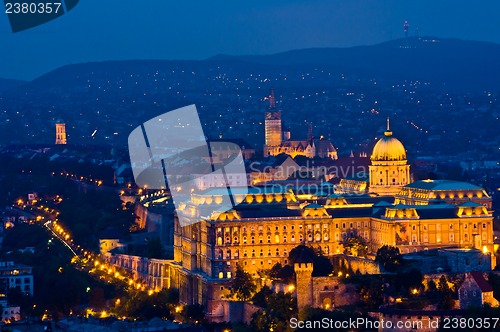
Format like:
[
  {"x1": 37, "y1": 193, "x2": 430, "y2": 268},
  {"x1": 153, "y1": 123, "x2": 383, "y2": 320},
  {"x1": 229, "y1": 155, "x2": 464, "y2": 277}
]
[
  {"x1": 385, "y1": 117, "x2": 393, "y2": 136},
  {"x1": 308, "y1": 123, "x2": 313, "y2": 142},
  {"x1": 269, "y1": 87, "x2": 276, "y2": 109}
]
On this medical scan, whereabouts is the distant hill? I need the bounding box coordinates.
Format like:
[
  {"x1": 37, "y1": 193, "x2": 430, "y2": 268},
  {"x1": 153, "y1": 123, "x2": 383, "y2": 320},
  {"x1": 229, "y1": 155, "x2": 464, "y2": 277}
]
[
  {"x1": 0, "y1": 36, "x2": 499, "y2": 153},
  {"x1": 209, "y1": 37, "x2": 500, "y2": 91},
  {"x1": 7, "y1": 37, "x2": 500, "y2": 92}
]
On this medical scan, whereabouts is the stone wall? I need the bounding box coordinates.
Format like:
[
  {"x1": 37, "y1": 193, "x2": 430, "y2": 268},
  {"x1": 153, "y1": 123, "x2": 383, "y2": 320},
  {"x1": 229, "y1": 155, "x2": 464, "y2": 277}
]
[{"x1": 334, "y1": 254, "x2": 381, "y2": 274}]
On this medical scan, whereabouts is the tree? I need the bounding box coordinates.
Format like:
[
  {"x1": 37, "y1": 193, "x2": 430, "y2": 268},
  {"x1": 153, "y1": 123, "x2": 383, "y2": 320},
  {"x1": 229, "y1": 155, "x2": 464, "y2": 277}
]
[
  {"x1": 289, "y1": 245, "x2": 316, "y2": 265},
  {"x1": 88, "y1": 287, "x2": 106, "y2": 309},
  {"x1": 252, "y1": 285, "x2": 273, "y2": 308},
  {"x1": 146, "y1": 236, "x2": 164, "y2": 259},
  {"x1": 250, "y1": 291, "x2": 296, "y2": 332},
  {"x1": 394, "y1": 269, "x2": 423, "y2": 295},
  {"x1": 437, "y1": 275, "x2": 454, "y2": 310},
  {"x1": 231, "y1": 264, "x2": 256, "y2": 301},
  {"x1": 312, "y1": 255, "x2": 333, "y2": 277},
  {"x1": 269, "y1": 263, "x2": 283, "y2": 279},
  {"x1": 277, "y1": 265, "x2": 295, "y2": 284},
  {"x1": 359, "y1": 279, "x2": 384, "y2": 308},
  {"x1": 289, "y1": 245, "x2": 333, "y2": 277},
  {"x1": 180, "y1": 304, "x2": 205, "y2": 323},
  {"x1": 375, "y1": 245, "x2": 402, "y2": 272},
  {"x1": 342, "y1": 235, "x2": 368, "y2": 257}
]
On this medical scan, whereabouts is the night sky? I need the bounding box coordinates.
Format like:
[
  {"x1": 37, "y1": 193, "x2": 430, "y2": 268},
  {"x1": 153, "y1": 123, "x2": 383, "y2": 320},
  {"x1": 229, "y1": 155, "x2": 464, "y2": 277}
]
[{"x1": 1, "y1": 0, "x2": 500, "y2": 80}]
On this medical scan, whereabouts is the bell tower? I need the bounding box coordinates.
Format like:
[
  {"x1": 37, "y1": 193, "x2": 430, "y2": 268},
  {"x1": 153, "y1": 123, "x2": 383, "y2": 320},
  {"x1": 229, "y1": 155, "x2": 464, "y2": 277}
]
[{"x1": 55, "y1": 119, "x2": 67, "y2": 145}]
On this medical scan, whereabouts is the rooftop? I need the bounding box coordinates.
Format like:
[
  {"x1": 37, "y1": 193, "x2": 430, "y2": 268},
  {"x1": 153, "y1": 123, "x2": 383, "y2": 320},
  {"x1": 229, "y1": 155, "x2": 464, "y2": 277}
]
[{"x1": 404, "y1": 179, "x2": 483, "y2": 191}]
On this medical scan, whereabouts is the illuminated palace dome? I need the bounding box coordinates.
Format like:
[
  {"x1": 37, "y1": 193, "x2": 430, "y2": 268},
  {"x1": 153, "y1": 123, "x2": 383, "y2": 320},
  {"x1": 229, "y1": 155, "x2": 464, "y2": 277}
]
[
  {"x1": 371, "y1": 120, "x2": 406, "y2": 162},
  {"x1": 368, "y1": 119, "x2": 410, "y2": 196}
]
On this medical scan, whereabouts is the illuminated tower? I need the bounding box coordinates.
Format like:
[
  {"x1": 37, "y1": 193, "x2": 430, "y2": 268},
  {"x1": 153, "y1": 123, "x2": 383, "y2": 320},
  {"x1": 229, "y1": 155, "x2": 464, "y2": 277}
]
[
  {"x1": 369, "y1": 118, "x2": 410, "y2": 195},
  {"x1": 403, "y1": 20, "x2": 409, "y2": 38},
  {"x1": 264, "y1": 88, "x2": 282, "y2": 156},
  {"x1": 55, "y1": 119, "x2": 67, "y2": 145}
]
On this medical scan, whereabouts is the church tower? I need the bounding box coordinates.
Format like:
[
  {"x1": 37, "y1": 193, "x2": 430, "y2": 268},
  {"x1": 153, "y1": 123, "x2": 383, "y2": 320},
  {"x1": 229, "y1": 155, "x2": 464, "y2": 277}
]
[
  {"x1": 264, "y1": 87, "x2": 282, "y2": 156},
  {"x1": 55, "y1": 119, "x2": 67, "y2": 145},
  {"x1": 369, "y1": 119, "x2": 410, "y2": 195}
]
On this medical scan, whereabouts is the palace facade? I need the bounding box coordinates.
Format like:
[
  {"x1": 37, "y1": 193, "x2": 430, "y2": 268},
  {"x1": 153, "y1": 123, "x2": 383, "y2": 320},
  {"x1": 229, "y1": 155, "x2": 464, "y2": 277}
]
[{"x1": 104, "y1": 121, "x2": 495, "y2": 320}]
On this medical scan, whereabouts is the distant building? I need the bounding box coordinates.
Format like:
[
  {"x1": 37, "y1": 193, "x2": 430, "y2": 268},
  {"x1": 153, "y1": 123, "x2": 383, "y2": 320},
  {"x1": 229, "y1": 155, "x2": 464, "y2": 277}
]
[
  {"x1": 208, "y1": 138, "x2": 255, "y2": 161},
  {"x1": 458, "y1": 272, "x2": 499, "y2": 309},
  {"x1": 263, "y1": 88, "x2": 337, "y2": 159},
  {"x1": 0, "y1": 261, "x2": 34, "y2": 296},
  {"x1": 99, "y1": 228, "x2": 125, "y2": 255},
  {"x1": 55, "y1": 119, "x2": 67, "y2": 145},
  {"x1": 0, "y1": 305, "x2": 20, "y2": 323}
]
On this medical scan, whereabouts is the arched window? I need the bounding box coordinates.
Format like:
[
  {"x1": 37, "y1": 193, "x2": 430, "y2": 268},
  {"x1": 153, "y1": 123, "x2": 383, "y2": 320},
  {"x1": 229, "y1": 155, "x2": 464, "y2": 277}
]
[{"x1": 275, "y1": 235, "x2": 280, "y2": 243}]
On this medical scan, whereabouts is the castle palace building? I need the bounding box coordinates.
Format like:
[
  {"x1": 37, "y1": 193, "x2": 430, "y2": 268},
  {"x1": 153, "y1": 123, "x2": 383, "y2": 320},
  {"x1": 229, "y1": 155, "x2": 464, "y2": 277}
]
[
  {"x1": 162, "y1": 178, "x2": 494, "y2": 317},
  {"x1": 104, "y1": 120, "x2": 495, "y2": 321}
]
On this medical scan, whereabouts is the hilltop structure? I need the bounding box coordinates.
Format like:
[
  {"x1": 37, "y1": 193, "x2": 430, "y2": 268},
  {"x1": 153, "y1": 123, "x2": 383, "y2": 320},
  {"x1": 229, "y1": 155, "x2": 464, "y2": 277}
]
[
  {"x1": 104, "y1": 121, "x2": 495, "y2": 321},
  {"x1": 263, "y1": 88, "x2": 337, "y2": 159}
]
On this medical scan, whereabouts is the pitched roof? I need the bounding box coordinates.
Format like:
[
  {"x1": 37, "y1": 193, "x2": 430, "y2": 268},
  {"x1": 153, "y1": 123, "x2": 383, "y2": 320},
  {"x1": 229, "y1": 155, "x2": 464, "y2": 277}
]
[
  {"x1": 470, "y1": 272, "x2": 493, "y2": 292},
  {"x1": 458, "y1": 201, "x2": 484, "y2": 208}
]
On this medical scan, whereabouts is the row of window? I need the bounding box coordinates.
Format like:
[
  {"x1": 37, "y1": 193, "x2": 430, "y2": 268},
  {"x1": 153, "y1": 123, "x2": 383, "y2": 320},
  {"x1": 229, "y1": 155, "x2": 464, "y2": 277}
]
[
  {"x1": 217, "y1": 222, "x2": 371, "y2": 237},
  {"x1": 411, "y1": 231, "x2": 488, "y2": 243},
  {"x1": 217, "y1": 230, "x2": 371, "y2": 246}
]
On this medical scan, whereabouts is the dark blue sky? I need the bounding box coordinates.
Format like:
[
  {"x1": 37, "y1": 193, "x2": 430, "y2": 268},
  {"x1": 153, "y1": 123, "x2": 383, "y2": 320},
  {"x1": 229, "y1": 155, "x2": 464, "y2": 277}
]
[{"x1": 2, "y1": 0, "x2": 500, "y2": 80}]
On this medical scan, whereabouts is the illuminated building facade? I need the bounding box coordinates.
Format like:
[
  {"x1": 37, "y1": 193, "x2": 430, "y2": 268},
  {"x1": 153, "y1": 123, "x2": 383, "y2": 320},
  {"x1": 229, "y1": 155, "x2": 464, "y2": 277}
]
[
  {"x1": 104, "y1": 122, "x2": 495, "y2": 320},
  {"x1": 263, "y1": 89, "x2": 337, "y2": 159},
  {"x1": 55, "y1": 119, "x2": 67, "y2": 145},
  {"x1": 264, "y1": 88, "x2": 283, "y2": 151},
  {"x1": 368, "y1": 119, "x2": 410, "y2": 195}
]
